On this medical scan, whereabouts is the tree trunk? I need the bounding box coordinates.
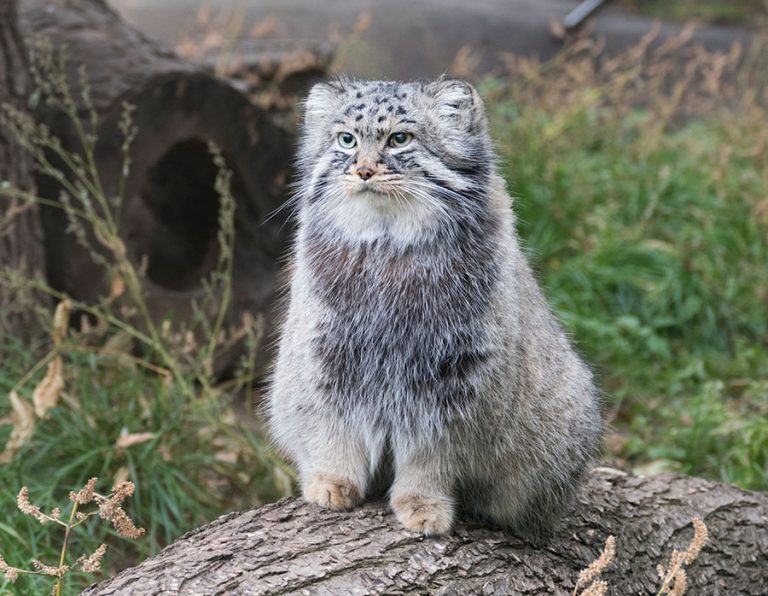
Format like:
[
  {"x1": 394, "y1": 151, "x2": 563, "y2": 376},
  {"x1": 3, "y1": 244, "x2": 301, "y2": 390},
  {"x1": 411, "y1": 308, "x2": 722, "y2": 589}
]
[
  {"x1": 83, "y1": 469, "x2": 768, "y2": 595},
  {"x1": 18, "y1": 0, "x2": 298, "y2": 372},
  {"x1": 0, "y1": 0, "x2": 45, "y2": 338}
]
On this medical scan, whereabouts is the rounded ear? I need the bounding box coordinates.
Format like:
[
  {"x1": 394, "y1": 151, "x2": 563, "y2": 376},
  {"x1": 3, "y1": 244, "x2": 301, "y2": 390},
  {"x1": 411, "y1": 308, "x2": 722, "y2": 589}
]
[
  {"x1": 425, "y1": 78, "x2": 487, "y2": 132},
  {"x1": 303, "y1": 81, "x2": 343, "y2": 128}
]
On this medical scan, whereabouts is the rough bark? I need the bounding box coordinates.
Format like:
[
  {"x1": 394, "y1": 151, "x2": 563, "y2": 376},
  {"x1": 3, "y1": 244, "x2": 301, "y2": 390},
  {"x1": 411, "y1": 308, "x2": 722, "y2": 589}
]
[
  {"x1": 83, "y1": 469, "x2": 768, "y2": 595},
  {"x1": 18, "y1": 0, "x2": 298, "y2": 371},
  {"x1": 0, "y1": 0, "x2": 45, "y2": 338}
]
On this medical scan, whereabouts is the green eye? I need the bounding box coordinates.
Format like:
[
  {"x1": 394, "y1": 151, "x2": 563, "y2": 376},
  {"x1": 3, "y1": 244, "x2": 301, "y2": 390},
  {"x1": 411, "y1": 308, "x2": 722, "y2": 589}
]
[
  {"x1": 337, "y1": 132, "x2": 357, "y2": 149},
  {"x1": 388, "y1": 132, "x2": 412, "y2": 147}
]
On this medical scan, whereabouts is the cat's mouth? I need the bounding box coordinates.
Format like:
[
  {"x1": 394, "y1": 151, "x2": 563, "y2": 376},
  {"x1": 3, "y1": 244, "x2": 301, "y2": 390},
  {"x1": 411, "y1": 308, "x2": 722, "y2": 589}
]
[
  {"x1": 341, "y1": 175, "x2": 403, "y2": 198},
  {"x1": 356, "y1": 184, "x2": 389, "y2": 196}
]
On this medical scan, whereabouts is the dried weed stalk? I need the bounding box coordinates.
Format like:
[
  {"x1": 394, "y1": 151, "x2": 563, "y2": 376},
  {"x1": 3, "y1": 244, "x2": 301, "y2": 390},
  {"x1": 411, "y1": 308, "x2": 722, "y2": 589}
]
[
  {"x1": 656, "y1": 517, "x2": 709, "y2": 596},
  {"x1": 0, "y1": 478, "x2": 144, "y2": 595},
  {"x1": 572, "y1": 535, "x2": 616, "y2": 596},
  {"x1": 572, "y1": 518, "x2": 709, "y2": 595},
  {"x1": 175, "y1": 0, "x2": 256, "y2": 76},
  {"x1": 494, "y1": 24, "x2": 768, "y2": 146}
]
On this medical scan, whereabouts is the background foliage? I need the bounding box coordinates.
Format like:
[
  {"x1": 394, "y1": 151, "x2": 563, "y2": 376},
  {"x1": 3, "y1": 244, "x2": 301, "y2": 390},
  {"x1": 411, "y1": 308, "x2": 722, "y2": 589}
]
[
  {"x1": 1, "y1": 6, "x2": 767, "y2": 594},
  {"x1": 484, "y1": 29, "x2": 768, "y2": 490}
]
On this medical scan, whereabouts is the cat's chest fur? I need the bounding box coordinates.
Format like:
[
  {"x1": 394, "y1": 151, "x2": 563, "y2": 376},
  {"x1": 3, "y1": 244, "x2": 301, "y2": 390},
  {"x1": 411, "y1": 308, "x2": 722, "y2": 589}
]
[{"x1": 302, "y1": 227, "x2": 501, "y2": 429}]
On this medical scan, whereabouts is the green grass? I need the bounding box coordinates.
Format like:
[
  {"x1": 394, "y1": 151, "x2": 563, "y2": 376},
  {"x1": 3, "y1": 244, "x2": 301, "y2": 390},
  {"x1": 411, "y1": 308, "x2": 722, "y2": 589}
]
[
  {"x1": 483, "y1": 48, "x2": 768, "y2": 491},
  {"x1": 0, "y1": 331, "x2": 286, "y2": 594}
]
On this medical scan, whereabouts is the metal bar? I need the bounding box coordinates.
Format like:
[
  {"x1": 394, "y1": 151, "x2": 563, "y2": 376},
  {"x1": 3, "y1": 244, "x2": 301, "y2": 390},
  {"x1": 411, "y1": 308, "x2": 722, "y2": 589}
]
[{"x1": 563, "y1": 0, "x2": 610, "y2": 31}]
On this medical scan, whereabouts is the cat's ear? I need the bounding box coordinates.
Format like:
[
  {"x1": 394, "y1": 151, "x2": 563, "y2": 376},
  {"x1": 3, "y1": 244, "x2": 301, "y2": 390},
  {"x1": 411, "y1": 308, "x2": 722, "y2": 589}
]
[
  {"x1": 425, "y1": 78, "x2": 487, "y2": 132},
  {"x1": 303, "y1": 81, "x2": 344, "y2": 127}
]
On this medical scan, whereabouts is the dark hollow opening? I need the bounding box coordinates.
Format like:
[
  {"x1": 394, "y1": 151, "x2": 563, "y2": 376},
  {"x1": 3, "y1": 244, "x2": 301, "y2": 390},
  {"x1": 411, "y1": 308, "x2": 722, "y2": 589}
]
[{"x1": 131, "y1": 138, "x2": 239, "y2": 292}]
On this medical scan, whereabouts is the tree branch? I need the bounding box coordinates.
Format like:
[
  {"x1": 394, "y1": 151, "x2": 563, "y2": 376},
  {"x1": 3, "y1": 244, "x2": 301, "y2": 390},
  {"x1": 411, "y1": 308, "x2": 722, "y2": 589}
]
[{"x1": 83, "y1": 469, "x2": 768, "y2": 595}]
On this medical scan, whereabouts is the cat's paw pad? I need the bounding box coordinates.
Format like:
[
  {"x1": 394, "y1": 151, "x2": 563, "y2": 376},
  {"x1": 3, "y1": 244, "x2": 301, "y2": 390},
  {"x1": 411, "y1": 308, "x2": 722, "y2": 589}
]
[
  {"x1": 304, "y1": 474, "x2": 362, "y2": 511},
  {"x1": 391, "y1": 494, "x2": 454, "y2": 535}
]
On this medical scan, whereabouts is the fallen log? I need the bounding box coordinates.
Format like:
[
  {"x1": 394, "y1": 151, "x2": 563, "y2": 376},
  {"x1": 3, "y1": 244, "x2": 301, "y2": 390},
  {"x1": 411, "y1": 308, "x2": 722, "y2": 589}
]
[
  {"x1": 83, "y1": 468, "x2": 768, "y2": 595},
  {"x1": 18, "y1": 0, "x2": 299, "y2": 371}
]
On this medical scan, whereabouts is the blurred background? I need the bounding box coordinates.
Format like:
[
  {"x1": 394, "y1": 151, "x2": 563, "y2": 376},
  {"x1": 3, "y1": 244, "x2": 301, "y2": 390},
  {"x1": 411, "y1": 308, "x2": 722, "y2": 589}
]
[
  {"x1": 110, "y1": 0, "x2": 762, "y2": 77},
  {"x1": 1, "y1": 0, "x2": 766, "y2": 592}
]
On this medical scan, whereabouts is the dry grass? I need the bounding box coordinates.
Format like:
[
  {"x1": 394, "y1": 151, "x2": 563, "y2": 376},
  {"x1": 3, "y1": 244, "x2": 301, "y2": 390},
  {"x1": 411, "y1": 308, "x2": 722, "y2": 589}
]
[
  {"x1": 573, "y1": 518, "x2": 709, "y2": 594},
  {"x1": 655, "y1": 517, "x2": 709, "y2": 595},
  {"x1": 492, "y1": 23, "x2": 768, "y2": 138},
  {"x1": 573, "y1": 535, "x2": 615, "y2": 596},
  {"x1": 1, "y1": 477, "x2": 143, "y2": 595}
]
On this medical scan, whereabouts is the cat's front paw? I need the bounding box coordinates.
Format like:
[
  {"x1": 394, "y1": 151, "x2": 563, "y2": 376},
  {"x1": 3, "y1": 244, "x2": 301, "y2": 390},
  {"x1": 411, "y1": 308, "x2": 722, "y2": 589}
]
[
  {"x1": 304, "y1": 474, "x2": 363, "y2": 511},
  {"x1": 391, "y1": 493, "x2": 454, "y2": 536}
]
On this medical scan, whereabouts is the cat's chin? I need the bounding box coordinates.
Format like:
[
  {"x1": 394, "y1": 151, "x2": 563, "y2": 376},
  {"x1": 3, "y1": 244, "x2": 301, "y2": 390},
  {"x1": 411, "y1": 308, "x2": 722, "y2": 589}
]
[
  {"x1": 326, "y1": 189, "x2": 436, "y2": 246},
  {"x1": 348, "y1": 189, "x2": 402, "y2": 213}
]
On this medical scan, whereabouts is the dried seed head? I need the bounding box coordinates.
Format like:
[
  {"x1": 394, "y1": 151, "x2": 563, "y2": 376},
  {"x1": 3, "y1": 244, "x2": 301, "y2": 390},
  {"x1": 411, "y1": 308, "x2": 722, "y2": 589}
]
[
  {"x1": 580, "y1": 580, "x2": 608, "y2": 596},
  {"x1": 17, "y1": 487, "x2": 48, "y2": 524},
  {"x1": 0, "y1": 554, "x2": 19, "y2": 583},
  {"x1": 669, "y1": 550, "x2": 685, "y2": 571},
  {"x1": 77, "y1": 544, "x2": 107, "y2": 574},
  {"x1": 50, "y1": 507, "x2": 61, "y2": 520},
  {"x1": 97, "y1": 481, "x2": 145, "y2": 539},
  {"x1": 70, "y1": 477, "x2": 98, "y2": 505},
  {"x1": 576, "y1": 535, "x2": 616, "y2": 590},
  {"x1": 98, "y1": 505, "x2": 145, "y2": 540},
  {"x1": 656, "y1": 517, "x2": 711, "y2": 594},
  {"x1": 684, "y1": 518, "x2": 708, "y2": 565},
  {"x1": 670, "y1": 569, "x2": 688, "y2": 596},
  {"x1": 32, "y1": 559, "x2": 62, "y2": 576}
]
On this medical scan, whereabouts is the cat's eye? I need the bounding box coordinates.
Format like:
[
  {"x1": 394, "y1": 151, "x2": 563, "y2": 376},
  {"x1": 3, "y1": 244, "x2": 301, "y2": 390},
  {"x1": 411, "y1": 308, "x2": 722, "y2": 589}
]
[
  {"x1": 337, "y1": 132, "x2": 357, "y2": 149},
  {"x1": 388, "y1": 132, "x2": 412, "y2": 148}
]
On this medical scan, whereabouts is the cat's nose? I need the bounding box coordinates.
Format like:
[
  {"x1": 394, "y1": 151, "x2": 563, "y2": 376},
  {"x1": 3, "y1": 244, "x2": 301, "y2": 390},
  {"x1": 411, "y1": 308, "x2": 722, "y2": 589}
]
[{"x1": 355, "y1": 165, "x2": 375, "y2": 181}]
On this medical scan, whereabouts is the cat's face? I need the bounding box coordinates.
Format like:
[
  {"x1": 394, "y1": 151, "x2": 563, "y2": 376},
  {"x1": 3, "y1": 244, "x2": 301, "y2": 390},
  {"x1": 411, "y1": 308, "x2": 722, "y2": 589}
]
[{"x1": 297, "y1": 79, "x2": 492, "y2": 244}]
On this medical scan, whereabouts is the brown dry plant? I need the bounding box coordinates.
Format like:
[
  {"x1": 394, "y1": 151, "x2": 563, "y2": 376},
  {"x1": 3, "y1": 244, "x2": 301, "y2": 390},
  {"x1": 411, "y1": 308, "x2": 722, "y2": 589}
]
[
  {"x1": 0, "y1": 478, "x2": 144, "y2": 596},
  {"x1": 0, "y1": 390, "x2": 35, "y2": 464},
  {"x1": 572, "y1": 535, "x2": 616, "y2": 596},
  {"x1": 494, "y1": 24, "x2": 768, "y2": 151},
  {"x1": 1, "y1": 298, "x2": 69, "y2": 462},
  {"x1": 570, "y1": 517, "x2": 709, "y2": 594},
  {"x1": 656, "y1": 517, "x2": 709, "y2": 595}
]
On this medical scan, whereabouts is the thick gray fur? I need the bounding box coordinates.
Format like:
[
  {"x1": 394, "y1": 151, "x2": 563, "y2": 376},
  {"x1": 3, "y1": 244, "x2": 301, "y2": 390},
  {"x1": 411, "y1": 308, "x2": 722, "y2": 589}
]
[{"x1": 267, "y1": 78, "x2": 602, "y2": 536}]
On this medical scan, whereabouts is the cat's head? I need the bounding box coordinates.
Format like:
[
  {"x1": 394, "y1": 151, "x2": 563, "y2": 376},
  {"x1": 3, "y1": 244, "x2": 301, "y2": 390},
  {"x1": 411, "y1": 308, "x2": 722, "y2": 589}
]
[{"x1": 296, "y1": 78, "x2": 494, "y2": 244}]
